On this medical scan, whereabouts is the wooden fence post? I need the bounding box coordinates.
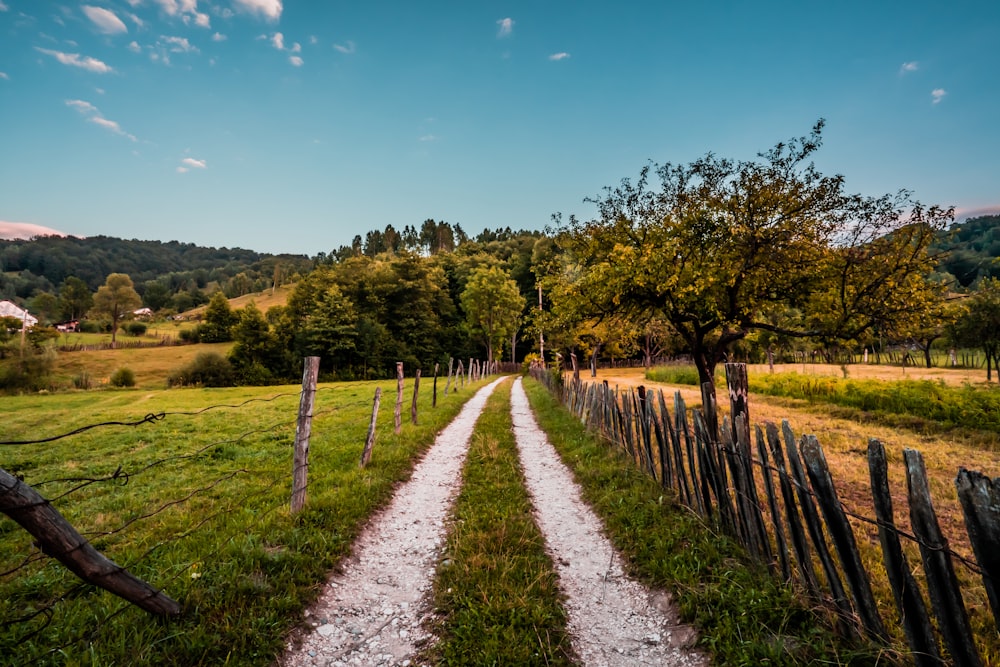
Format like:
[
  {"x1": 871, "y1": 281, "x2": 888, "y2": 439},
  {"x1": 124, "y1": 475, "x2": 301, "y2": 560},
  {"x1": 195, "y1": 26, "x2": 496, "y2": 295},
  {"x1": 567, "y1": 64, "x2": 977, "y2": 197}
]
[
  {"x1": 0, "y1": 467, "x2": 181, "y2": 616},
  {"x1": 906, "y1": 448, "x2": 983, "y2": 666},
  {"x1": 445, "y1": 357, "x2": 453, "y2": 395},
  {"x1": 956, "y1": 468, "x2": 1000, "y2": 634},
  {"x1": 433, "y1": 362, "x2": 439, "y2": 407},
  {"x1": 394, "y1": 362, "x2": 404, "y2": 435},
  {"x1": 360, "y1": 387, "x2": 381, "y2": 467},
  {"x1": 291, "y1": 356, "x2": 319, "y2": 514},
  {"x1": 411, "y1": 369, "x2": 421, "y2": 424},
  {"x1": 869, "y1": 440, "x2": 940, "y2": 665}
]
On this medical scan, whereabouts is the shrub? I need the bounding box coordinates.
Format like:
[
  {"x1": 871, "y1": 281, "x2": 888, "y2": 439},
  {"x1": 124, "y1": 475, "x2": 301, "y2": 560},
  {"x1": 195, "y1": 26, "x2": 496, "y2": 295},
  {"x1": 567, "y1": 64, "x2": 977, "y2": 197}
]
[
  {"x1": 178, "y1": 325, "x2": 203, "y2": 344},
  {"x1": 0, "y1": 349, "x2": 56, "y2": 393},
  {"x1": 78, "y1": 320, "x2": 102, "y2": 334},
  {"x1": 125, "y1": 322, "x2": 148, "y2": 337},
  {"x1": 168, "y1": 352, "x2": 235, "y2": 387},
  {"x1": 72, "y1": 372, "x2": 93, "y2": 390},
  {"x1": 110, "y1": 367, "x2": 136, "y2": 387}
]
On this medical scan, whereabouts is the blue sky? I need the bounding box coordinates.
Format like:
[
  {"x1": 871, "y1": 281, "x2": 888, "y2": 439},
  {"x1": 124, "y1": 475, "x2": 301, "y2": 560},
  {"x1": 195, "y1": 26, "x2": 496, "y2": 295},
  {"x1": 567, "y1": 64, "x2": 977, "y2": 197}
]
[{"x1": 1, "y1": 1, "x2": 998, "y2": 256}]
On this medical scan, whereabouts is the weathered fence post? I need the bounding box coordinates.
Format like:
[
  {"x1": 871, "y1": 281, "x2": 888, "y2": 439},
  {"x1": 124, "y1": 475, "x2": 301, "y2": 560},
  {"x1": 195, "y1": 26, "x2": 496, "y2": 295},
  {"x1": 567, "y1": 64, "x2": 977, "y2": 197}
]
[
  {"x1": 291, "y1": 356, "x2": 319, "y2": 514},
  {"x1": 571, "y1": 352, "x2": 579, "y2": 382},
  {"x1": 360, "y1": 387, "x2": 381, "y2": 467},
  {"x1": 801, "y1": 435, "x2": 888, "y2": 642},
  {"x1": 433, "y1": 362, "x2": 439, "y2": 407},
  {"x1": 0, "y1": 467, "x2": 181, "y2": 616},
  {"x1": 906, "y1": 448, "x2": 983, "y2": 666},
  {"x1": 956, "y1": 468, "x2": 1000, "y2": 634},
  {"x1": 869, "y1": 440, "x2": 940, "y2": 665},
  {"x1": 411, "y1": 369, "x2": 421, "y2": 424},
  {"x1": 394, "y1": 362, "x2": 404, "y2": 434},
  {"x1": 445, "y1": 357, "x2": 453, "y2": 395}
]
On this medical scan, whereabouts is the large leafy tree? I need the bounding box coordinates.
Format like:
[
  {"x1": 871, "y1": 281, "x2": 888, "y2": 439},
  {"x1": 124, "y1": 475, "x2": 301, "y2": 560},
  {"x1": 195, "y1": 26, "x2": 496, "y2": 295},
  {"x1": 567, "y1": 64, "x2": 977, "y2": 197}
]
[
  {"x1": 91, "y1": 273, "x2": 142, "y2": 344},
  {"x1": 59, "y1": 276, "x2": 93, "y2": 321},
  {"x1": 201, "y1": 291, "x2": 237, "y2": 342},
  {"x1": 949, "y1": 278, "x2": 1000, "y2": 381},
  {"x1": 461, "y1": 266, "x2": 526, "y2": 364},
  {"x1": 555, "y1": 121, "x2": 952, "y2": 394}
]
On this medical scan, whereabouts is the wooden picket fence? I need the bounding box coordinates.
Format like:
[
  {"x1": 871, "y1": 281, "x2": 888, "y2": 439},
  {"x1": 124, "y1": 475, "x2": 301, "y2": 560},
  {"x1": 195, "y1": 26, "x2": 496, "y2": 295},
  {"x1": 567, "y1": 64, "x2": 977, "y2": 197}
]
[{"x1": 532, "y1": 363, "x2": 1000, "y2": 666}]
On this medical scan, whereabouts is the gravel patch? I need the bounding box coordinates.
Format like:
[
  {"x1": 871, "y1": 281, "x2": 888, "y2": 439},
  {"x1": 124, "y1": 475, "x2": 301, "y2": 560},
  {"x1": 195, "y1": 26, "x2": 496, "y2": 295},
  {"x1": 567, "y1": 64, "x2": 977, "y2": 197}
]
[
  {"x1": 278, "y1": 378, "x2": 505, "y2": 667},
  {"x1": 510, "y1": 377, "x2": 707, "y2": 666}
]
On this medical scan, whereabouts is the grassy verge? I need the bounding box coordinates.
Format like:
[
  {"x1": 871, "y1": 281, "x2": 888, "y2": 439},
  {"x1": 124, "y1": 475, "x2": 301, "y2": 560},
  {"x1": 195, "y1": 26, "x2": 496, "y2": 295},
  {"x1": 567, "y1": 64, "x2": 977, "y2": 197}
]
[
  {"x1": 648, "y1": 364, "x2": 1000, "y2": 435},
  {"x1": 423, "y1": 380, "x2": 575, "y2": 666},
  {"x1": 521, "y1": 376, "x2": 887, "y2": 666},
  {"x1": 0, "y1": 377, "x2": 485, "y2": 666}
]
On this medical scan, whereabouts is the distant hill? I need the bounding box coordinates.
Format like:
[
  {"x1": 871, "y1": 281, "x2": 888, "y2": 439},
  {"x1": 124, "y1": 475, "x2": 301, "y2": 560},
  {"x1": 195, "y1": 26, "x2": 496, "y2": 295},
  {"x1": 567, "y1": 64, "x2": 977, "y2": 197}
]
[
  {"x1": 933, "y1": 215, "x2": 1000, "y2": 287},
  {"x1": 0, "y1": 234, "x2": 312, "y2": 308}
]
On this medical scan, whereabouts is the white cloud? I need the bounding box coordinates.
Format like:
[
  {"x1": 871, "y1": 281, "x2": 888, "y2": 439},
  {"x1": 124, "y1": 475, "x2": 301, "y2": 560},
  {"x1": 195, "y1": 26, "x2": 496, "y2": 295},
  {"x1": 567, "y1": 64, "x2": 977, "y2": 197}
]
[
  {"x1": 152, "y1": 0, "x2": 209, "y2": 28},
  {"x1": 548, "y1": 52, "x2": 570, "y2": 61},
  {"x1": 89, "y1": 116, "x2": 137, "y2": 141},
  {"x1": 36, "y1": 47, "x2": 113, "y2": 73},
  {"x1": 212, "y1": 31, "x2": 226, "y2": 41},
  {"x1": 333, "y1": 40, "x2": 355, "y2": 54},
  {"x1": 0, "y1": 1, "x2": 8, "y2": 11},
  {"x1": 419, "y1": 135, "x2": 438, "y2": 142},
  {"x1": 290, "y1": 42, "x2": 301, "y2": 53},
  {"x1": 0, "y1": 221, "x2": 70, "y2": 241},
  {"x1": 497, "y1": 17, "x2": 513, "y2": 37},
  {"x1": 126, "y1": 12, "x2": 144, "y2": 28},
  {"x1": 900, "y1": 61, "x2": 919, "y2": 73},
  {"x1": 0, "y1": 71, "x2": 8, "y2": 80},
  {"x1": 128, "y1": 40, "x2": 141, "y2": 53},
  {"x1": 181, "y1": 157, "x2": 206, "y2": 168},
  {"x1": 232, "y1": 0, "x2": 281, "y2": 21},
  {"x1": 95, "y1": 87, "x2": 105, "y2": 94},
  {"x1": 66, "y1": 99, "x2": 137, "y2": 141},
  {"x1": 192, "y1": 11, "x2": 210, "y2": 28},
  {"x1": 309, "y1": 35, "x2": 317, "y2": 45},
  {"x1": 271, "y1": 31, "x2": 284, "y2": 50},
  {"x1": 83, "y1": 6, "x2": 128, "y2": 34},
  {"x1": 177, "y1": 166, "x2": 189, "y2": 173},
  {"x1": 66, "y1": 99, "x2": 99, "y2": 114},
  {"x1": 289, "y1": 55, "x2": 303, "y2": 66},
  {"x1": 931, "y1": 88, "x2": 947, "y2": 104},
  {"x1": 162, "y1": 35, "x2": 198, "y2": 52}
]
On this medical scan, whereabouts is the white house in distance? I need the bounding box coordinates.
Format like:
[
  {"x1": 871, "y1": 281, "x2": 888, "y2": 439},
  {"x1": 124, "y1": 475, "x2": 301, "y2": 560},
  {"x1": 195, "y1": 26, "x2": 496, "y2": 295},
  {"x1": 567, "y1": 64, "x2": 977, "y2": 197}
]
[{"x1": 0, "y1": 300, "x2": 38, "y2": 328}]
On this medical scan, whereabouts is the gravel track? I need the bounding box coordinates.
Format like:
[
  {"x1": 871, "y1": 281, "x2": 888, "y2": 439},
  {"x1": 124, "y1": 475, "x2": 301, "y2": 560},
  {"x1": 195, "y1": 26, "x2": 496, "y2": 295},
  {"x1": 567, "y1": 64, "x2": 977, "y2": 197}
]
[{"x1": 279, "y1": 376, "x2": 705, "y2": 666}]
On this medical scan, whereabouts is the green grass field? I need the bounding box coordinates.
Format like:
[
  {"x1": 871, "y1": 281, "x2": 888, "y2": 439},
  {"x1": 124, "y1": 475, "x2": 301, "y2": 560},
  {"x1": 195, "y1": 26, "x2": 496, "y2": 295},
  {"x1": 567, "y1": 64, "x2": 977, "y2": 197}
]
[{"x1": 0, "y1": 374, "x2": 484, "y2": 666}]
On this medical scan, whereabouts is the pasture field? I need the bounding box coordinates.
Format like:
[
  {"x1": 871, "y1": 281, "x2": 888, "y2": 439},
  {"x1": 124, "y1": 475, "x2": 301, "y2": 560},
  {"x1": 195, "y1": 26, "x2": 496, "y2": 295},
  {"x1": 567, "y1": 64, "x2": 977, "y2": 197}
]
[
  {"x1": 47, "y1": 341, "x2": 233, "y2": 389},
  {"x1": 0, "y1": 374, "x2": 484, "y2": 665}
]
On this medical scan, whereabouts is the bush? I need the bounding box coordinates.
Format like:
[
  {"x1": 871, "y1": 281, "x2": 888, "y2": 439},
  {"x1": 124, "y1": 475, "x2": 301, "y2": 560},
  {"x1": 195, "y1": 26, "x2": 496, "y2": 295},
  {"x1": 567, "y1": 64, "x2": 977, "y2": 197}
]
[
  {"x1": 178, "y1": 325, "x2": 203, "y2": 344},
  {"x1": 168, "y1": 352, "x2": 235, "y2": 387},
  {"x1": 110, "y1": 367, "x2": 136, "y2": 387},
  {"x1": 72, "y1": 372, "x2": 93, "y2": 390},
  {"x1": 0, "y1": 349, "x2": 56, "y2": 393},
  {"x1": 78, "y1": 320, "x2": 102, "y2": 334},
  {"x1": 125, "y1": 322, "x2": 147, "y2": 337}
]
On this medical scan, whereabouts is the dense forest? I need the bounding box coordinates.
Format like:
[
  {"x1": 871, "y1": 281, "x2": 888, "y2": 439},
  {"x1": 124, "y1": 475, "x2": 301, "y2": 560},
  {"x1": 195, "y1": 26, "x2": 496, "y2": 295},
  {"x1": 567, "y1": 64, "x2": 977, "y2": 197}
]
[{"x1": 932, "y1": 214, "x2": 1000, "y2": 287}]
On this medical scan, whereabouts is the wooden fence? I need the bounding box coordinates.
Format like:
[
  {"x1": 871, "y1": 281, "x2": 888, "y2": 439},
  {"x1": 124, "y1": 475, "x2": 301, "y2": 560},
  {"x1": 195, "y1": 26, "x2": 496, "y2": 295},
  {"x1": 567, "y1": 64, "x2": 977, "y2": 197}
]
[{"x1": 532, "y1": 363, "x2": 1000, "y2": 665}]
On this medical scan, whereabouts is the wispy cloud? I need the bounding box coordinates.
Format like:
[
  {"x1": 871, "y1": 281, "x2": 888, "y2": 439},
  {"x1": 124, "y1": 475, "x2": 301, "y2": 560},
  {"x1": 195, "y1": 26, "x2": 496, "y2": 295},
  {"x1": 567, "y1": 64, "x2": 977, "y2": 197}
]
[
  {"x1": 0, "y1": 1, "x2": 8, "y2": 11},
  {"x1": 931, "y1": 88, "x2": 947, "y2": 104},
  {"x1": 128, "y1": 40, "x2": 141, "y2": 53},
  {"x1": 289, "y1": 55, "x2": 303, "y2": 66},
  {"x1": 212, "y1": 32, "x2": 226, "y2": 42},
  {"x1": 177, "y1": 156, "x2": 207, "y2": 173},
  {"x1": 232, "y1": 0, "x2": 282, "y2": 21},
  {"x1": 152, "y1": 0, "x2": 210, "y2": 28},
  {"x1": 548, "y1": 52, "x2": 570, "y2": 61},
  {"x1": 82, "y1": 5, "x2": 128, "y2": 34},
  {"x1": 333, "y1": 40, "x2": 355, "y2": 54},
  {"x1": 900, "y1": 61, "x2": 919, "y2": 74},
  {"x1": 309, "y1": 35, "x2": 317, "y2": 45},
  {"x1": 956, "y1": 205, "x2": 1000, "y2": 221},
  {"x1": 65, "y1": 99, "x2": 137, "y2": 141},
  {"x1": 0, "y1": 72, "x2": 8, "y2": 80},
  {"x1": 497, "y1": 17, "x2": 514, "y2": 38},
  {"x1": 419, "y1": 134, "x2": 438, "y2": 142},
  {"x1": 0, "y1": 221, "x2": 70, "y2": 241},
  {"x1": 290, "y1": 42, "x2": 301, "y2": 53},
  {"x1": 271, "y1": 31, "x2": 284, "y2": 50},
  {"x1": 35, "y1": 47, "x2": 113, "y2": 73},
  {"x1": 126, "y1": 12, "x2": 144, "y2": 28},
  {"x1": 161, "y1": 35, "x2": 199, "y2": 53}
]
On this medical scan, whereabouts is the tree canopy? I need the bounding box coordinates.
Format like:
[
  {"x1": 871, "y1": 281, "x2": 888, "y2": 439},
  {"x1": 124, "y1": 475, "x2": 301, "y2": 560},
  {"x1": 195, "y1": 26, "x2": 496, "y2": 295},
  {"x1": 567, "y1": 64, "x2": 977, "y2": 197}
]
[
  {"x1": 553, "y1": 121, "x2": 952, "y2": 391},
  {"x1": 91, "y1": 273, "x2": 142, "y2": 344}
]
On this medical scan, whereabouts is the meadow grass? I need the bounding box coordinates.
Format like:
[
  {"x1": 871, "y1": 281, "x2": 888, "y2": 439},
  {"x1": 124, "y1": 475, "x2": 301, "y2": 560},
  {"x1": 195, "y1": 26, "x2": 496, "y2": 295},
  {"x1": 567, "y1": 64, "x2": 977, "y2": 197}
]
[
  {"x1": 0, "y1": 375, "x2": 485, "y2": 666},
  {"x1": 422, "y1": 380, "x2": 575, "y2": 666},
  {"x1": 521, "y1": 377, "x2": 888, "y2": 666},
  {"x1": 648, "y1": 364, "x2": 1000, "y2": 436}
]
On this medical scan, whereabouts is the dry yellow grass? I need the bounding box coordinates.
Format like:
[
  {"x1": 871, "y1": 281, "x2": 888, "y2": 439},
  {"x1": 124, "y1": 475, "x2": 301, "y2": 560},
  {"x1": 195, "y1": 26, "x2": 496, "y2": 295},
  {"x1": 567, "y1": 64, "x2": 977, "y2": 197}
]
[
  {"x1": 181, "y1": 283, "x2": 295, "y2": 320},
  {"x1": 51, "y1": 342, "x2": 233, "y2": 389}
]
